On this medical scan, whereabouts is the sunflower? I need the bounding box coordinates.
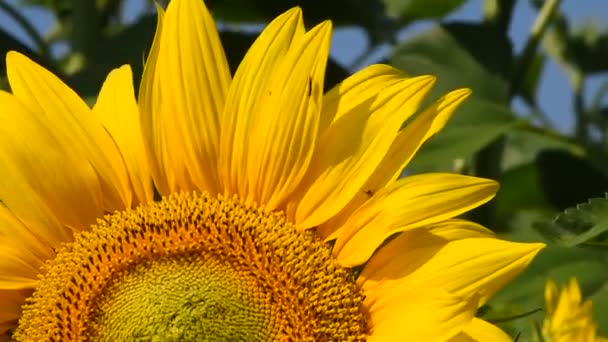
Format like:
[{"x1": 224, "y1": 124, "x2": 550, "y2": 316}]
[
  {"x1": 543, "y1": 279, "x2": 607, "y2": 342},
  {"x1": 0, "y1": 0, "x2": 544, "y2": 340}
]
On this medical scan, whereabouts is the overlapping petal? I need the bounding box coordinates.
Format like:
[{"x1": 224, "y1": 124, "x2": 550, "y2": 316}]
[
  {"x1": 448, "y1": 318, "x2": 512, "y2": 342},
  {"x1": 219, "y1": 8, "x2": 304, "y2": 198},
  {"x1": 334, "y1": 174, "x2": 499, "y2": 267},
  {"x1": 139, "y1": 5, "x2": 169, "y2": 194},
  {"x1": 6, "y1": 52, "x2": 130, "y2": 212},
  {"x1": 0, "y1": 89, "x2": 102, "y2": 234},
  {"x1": 316, "y1": 88, "x2": 471, "y2": 238},
  {"x1": 0, "y1": 289, "x2": 31, "y2": 335},
  {"x1": 367, "y1": 288, "x2": 478, "y2": 341},
  {"x1": 294, "y1": 74, "x2": 436, "y2": 229},
  {"x1": 93, "y1": 65, "x2": 153, "y2": 205},
  {"x1": 358, "y1": 221, "x2": 544, "y2": 307},
  {"x1": 245, "y1": 21, "x2": 331, "y2": 210},
  {"x1": 142, "y1": 0, "x2": 231, "y2": 194}
]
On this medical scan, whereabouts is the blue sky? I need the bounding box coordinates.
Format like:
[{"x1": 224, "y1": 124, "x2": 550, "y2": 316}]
[{"x1": 1, "y1": 0, "x2": 607, "y2": 132}]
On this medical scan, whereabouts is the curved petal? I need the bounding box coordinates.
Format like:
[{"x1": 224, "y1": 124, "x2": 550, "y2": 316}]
[
  {"x1": 0, "y1": 91, "x2": 103, "y2": 234},
  {"x1": 317, "y1": 88, "x2": 471, "y2": 238},
  {"x1": 334, "y1": 173, "x2": 499, "y2": 267},
  {"x1": 448, "y1": 318, "x2": 513, "y2": 342},
  {"x1": 317, "y1": 64, "x2": 405, "y2": 136},
  {"x1": 0, "y1": 289, "x2": 31, "y2": 335},
  {"x1": 294, "y1": 75, "x2": 436, "y2": 229},
  {"x1": 218, "y1": 8, "x2": 304, "y2": 198},
  {"x1": 0, "y1": 247, "x2": 40, "y2": 289},
  {"x1": 155, "y1": 0, "x2": 231, "y2": 193},
  {"x1": 358, "y1": 223, "x2": 545, "y2": 307},
  {"x1": 139, "y1": 4, "x2": 170, "y2": 194},
  {"x1": 6, "y1": 52, "x2": 130, "y2": 212},
  {"x1": 244, "y1": 21, "x2": 332, "y2": 210},
  {"x1": 365, "y1": 88, "x2": 471, "y2": 191},
  {"x1": 367, "y1": 288, "x2": 477, "y2": 342},
  {"x1": 0, "y1": 208, "x2": 49, "y2": 289},
  {"x1": 93, "y1": 65, "x2": 153, "y2": 205}
]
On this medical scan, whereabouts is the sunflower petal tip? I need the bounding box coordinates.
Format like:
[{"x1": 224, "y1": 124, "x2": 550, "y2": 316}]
[
  {"x1": 453, "y1": 87, "x2": 473, "y2": 99},
  {"x1": 6, "y1": 50, "x2": 26, "y2": 66}
]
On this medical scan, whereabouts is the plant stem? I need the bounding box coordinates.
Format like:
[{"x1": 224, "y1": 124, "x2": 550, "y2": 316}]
[
  {"x1": 0, "y1": 0, "x2": 50, "y2": 59},
  {"x1": 71, "y1": 0, "x2": 100, "y2": 66},
  {"x1": 510, "y1": 0, "x2": 562, "y2": 97}
]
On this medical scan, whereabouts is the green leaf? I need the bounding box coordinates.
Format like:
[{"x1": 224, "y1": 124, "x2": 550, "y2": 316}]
[
  {"x1": 206, "y1": 0, "x2": 391, "y2": 42},
  {"x1": 535, "y1": 195, "x2": 608, "y2": 247},
  {"x1": 391, "y1": 23, "x2": 512, "y2": 101},
  {"x1": 536, "y1": 150, "x2": 608, "y2": 210},
  {"x1": 391, "y1": 23, "x2": 516, "y2": 172},
  {"x1": 494, "y1": 163, "x2": 553, "y2": 223},
  {"x1": 502, "y1": 128, "x2": 584, "y2": 170},
  {"x1": 382, "y1": 0, "x2": 464, "y2": 22}
]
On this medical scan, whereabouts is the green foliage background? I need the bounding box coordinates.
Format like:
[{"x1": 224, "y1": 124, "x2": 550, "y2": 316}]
[{"x1": 1, "y1": 0, "x2": 607, "y2": 339}]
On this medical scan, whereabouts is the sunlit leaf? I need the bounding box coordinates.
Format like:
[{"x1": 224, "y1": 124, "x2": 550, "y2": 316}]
[{"x1": 535, "y1": 195, "x2": 608, "y2": 247}]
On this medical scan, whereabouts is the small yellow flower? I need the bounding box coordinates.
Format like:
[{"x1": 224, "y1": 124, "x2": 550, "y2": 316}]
[
  {"x1": 543, "y1": 279, "x2": 607, "y2": 342},
  {"x1": 0, "y1": 0, "x2": 544, "y2": 340}
]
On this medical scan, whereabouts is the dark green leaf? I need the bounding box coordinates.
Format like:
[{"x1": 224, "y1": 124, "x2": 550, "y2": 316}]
[
  {"x1": 391, "y1": 22, "x2": 512, "y2": 101},
  {"x1": 494, "y1": 163, "x2": 553, "y2": 223},
  {"x1": 206, "y1": 0, "x2": 390, "y2": 42},
  {"x1": 383, "y1": 0, "x2": 464, "y2": 22},
  {"x1": 536, "y1": 150, "x2": 608, "y2": 210},
  {"x1": 391, "y1": 23, "x2": 516, "y2": 171},
  {"x1": 535, "y1": 195, "x2": 608, "y2": 247}
]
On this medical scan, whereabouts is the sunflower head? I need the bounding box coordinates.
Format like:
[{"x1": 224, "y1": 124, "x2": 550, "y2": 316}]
[{"x1": 0, "y1": 0, "x2": 545, "y2": 340}]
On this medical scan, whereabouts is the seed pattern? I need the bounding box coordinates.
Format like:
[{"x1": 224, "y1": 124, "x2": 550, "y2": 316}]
[{"x1": 15, "y1": 192, "x2": 369, "y2": 341}]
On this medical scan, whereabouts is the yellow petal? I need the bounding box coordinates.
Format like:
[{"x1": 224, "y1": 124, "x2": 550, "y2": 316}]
[
  {"x1": 295, "y1": 75, "x2": 436, "y2": 229},
  {"x1": 154, "y1": 0, "x2": 231, "y2": 193},
  {"x1": 0, "y1": 247, "x2": 40, "y2": 289},
  {"x1": 448, "y1": 318, "x2": 513, "y2": 342},
  {"x1": 218, "y1": 8, "x2": 304, "y2": 198},
  {"x1": 0, "y1": 207, "x2": 51, "y2": 290},
  {"x1": 366, "y1": 88, "x2": 471, "y2": 191},
  {"x1": 245, "y1": 21, "x2": 332, "y2": 210},
  {"x1": 139, "y1": 4, "x2": 171, "y2": 194},
  {"x1": 0, "y1": 205, "x2": 56, "y2": 258},
  {"x1": 316, "y1": 88, "x2": 470, "y2": 238},
  {"x1": 0, "y1": 289, "x2": 30, "y2": 335},
  {"x1": 335, "y1": 173, "x2": 499, "y2": 267},
  {"x1": 359, "y1": 224, "x2": 545, "y2": 306},
  {"x1": 318, "y1": 64, "x2": 405, "y2": 135},
  {"x1": 93, "y1": 65, "x2": 153, "y2": 205},
  {"x1": 0, "y1": 91, "x2": 102, "y2": 233},
  {"x1": 6, "y1": 52, "x2": 130, "y2": 212},
  {"x1": 367, "y1": 288, "x2": 477, "y2": 342},
  {"x1": 284, "y1": 64, "x2": 403, "y2": 225}
]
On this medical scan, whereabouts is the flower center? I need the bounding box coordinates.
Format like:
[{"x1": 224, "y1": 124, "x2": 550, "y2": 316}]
[{"x1": 15, "y1": 192, "x2": 369, "y2": 341}]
